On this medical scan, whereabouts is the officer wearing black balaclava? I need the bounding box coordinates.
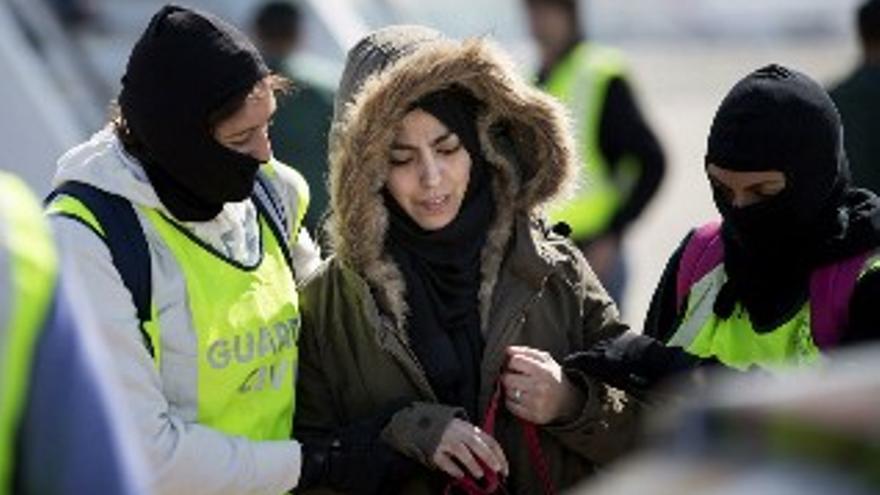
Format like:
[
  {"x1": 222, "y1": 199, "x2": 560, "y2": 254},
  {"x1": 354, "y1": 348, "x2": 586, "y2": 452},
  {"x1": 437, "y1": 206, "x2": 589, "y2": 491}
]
[
  {"x1": 644, "y1": 64, "x2": 880, "y2": 364},
  {"x1": 561, "y1": 65, "x2": 880, "y2": 400},
  {"x1": 44, "y1": 4, "x2": 392, "y2": 494},
  {"x1": 119, "y1": 4, "x2": 270, "y2": 221},
  {"x1": 706, "y1": 64, "x2": 880, "y2": 330}
]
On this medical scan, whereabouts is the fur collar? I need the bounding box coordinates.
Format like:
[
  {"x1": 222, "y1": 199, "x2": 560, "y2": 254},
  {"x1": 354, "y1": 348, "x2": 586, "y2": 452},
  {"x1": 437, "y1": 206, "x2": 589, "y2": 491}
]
[{"x1": 326, "y1": 36, "x2": 578, "y2": 328}]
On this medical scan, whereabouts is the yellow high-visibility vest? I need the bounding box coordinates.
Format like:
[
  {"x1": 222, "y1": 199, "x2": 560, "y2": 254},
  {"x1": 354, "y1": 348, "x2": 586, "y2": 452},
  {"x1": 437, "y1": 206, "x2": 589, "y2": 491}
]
[
  {"x1": 0, "y1": 173, "x2": 58, "y2": 491},
  {"x1": 543, "y1": 42, "x2": 638, "y2": 241},
  {"x1": 47, "y1": 164, "x2": 305, "y2": 440}
]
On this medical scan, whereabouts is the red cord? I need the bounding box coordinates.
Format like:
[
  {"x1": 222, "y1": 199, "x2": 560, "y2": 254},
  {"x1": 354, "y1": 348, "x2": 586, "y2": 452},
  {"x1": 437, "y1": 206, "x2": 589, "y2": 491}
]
[{"x1": 445, "y1": 380, "x2": 556, "y2": 495}]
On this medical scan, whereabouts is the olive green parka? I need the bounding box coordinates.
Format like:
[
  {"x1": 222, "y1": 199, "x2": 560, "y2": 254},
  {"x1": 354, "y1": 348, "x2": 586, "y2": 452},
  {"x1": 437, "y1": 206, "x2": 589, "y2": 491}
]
[{"x1": 295, "y1": 25, "x2": 636, "y2": 494}]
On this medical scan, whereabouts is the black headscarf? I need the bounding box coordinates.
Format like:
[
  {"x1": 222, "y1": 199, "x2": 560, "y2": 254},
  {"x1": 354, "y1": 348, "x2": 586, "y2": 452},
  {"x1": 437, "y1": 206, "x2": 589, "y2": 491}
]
[
  {"x1": 119, "y1": 5, "x2": 269, "y2": 221},
  {"x1": 385, "y1": 88, "x2": 494, "y2": 419},
  {"x1": 706, "y1": 64, "x2": 880, "y2": 330}
]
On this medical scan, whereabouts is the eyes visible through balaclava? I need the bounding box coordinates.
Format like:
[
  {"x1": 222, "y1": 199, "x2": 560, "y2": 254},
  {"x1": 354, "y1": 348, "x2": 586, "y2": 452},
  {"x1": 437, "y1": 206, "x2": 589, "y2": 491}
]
[
  {"x1": 706, "y1": 163, "x2": 786, "y2": 210},
  {"x1": 705, "y1": 64, "x2": 848, "y2": 248}
]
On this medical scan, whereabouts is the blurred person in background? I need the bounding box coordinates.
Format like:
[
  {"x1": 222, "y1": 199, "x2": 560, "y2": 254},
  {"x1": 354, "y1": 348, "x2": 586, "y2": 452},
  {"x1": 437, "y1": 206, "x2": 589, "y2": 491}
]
[
  {"x1": 831, "y1": 0, "x2": 880, "y2": 194},
  {"x1": 40, "y1": 5, "x2": 356, "y2": 494},
  {"x1": 295, "y1": 24, "x2": 637, "y2": 495},
  {"x1": 252, "y1": 0, "x2": 334, "y2": 239},
  {"x1": 0, "y1": 172, "x2": 144, "y2": 494},
  {"x1": 523, "y1": 0, "x2": 666, "y2": 309},
  {"x1": 47, "y1": 0, "x2": 97, "y2": 31}
]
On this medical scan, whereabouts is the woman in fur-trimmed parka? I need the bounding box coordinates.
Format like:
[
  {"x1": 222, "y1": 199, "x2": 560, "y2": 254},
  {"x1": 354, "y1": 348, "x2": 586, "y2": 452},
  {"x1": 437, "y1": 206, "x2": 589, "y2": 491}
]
[{"x1": 295, "y1": 25, "x2": 635, "y2": 494}]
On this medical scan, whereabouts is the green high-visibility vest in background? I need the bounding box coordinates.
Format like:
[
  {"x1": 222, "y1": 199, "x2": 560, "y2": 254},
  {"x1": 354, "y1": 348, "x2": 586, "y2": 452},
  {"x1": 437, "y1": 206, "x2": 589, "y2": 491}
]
[
  {"x1": 0, "y1": 173, "x2": 58, "y2": 492},
  {"x1": 543, "y1": 42, "x2": 638, "y2": 242}
]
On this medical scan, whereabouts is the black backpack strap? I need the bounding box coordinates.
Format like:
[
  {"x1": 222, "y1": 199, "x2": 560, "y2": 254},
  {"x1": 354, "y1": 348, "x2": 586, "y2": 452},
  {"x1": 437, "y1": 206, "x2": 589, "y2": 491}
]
[
  {"x1": 46, "y1": 182, "x2": 155, "y2": 357},
  {"x1": 252, "y1": 171, "x2": 295, "y2": 276}
]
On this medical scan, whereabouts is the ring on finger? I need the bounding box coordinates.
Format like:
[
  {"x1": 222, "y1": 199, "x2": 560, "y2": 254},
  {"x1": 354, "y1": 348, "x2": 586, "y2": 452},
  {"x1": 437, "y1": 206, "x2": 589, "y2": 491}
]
[{"x1": 513, "y1": 388, "x2": 523, "y2": 402}]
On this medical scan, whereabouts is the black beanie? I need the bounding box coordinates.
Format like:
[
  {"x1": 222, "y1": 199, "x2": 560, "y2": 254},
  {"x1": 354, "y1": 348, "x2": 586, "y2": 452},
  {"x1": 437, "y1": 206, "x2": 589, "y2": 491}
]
[
  {"x1": 119, "y1": 5, "x2": 270, "y2": 221},
  {"x1": 332, "y1": 25, "x2": 444, "y2": 126}
]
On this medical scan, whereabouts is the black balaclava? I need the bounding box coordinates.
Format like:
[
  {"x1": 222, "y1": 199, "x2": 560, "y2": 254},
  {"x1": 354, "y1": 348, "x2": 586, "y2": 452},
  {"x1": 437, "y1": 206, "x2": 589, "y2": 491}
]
[
  {"x1": 384, "y1": 87, "x2": 494, "y2": 419},
  {"x1": 706, "y1": 64, "x2": 880, "y2": 330},
  {"x1": 119, "y1": 5, "x2": 269, "y2": 221}
]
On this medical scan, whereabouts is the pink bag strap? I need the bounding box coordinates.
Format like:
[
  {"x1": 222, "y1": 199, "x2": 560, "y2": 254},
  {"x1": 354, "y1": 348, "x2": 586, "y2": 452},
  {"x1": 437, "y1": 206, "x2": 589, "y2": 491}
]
[
  {"x1": 809, "y1": 250, "x2": 872, "y2": 349},
  {"x1": 674, "y1": 221, "x2": 870, "y2": 349},
  {"x1": 675, "y1": 222, "x2": 725, "y2": 311}
]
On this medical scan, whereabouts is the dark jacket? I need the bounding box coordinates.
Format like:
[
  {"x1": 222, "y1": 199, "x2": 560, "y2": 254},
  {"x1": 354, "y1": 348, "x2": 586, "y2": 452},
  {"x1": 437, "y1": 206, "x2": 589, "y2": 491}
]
[
  {"x1": 295, "y1": 28, "x2": 636, "y2": 494},
  {"x1": 268, "y1": 61, "x2": 334, "y2": 235},
  {"x1": 830, "y1": 64, "x2": 880, "y2": 195}
]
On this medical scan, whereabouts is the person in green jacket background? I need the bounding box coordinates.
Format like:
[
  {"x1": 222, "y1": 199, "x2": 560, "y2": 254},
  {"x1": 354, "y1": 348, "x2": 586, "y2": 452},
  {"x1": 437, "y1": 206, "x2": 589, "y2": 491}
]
[
  {"x1": 523, "y1": 0, "x2": 666, "y2": 308},
  {"x1": 252, "y1": 1, "x2": 335, "y2": 239},
  {"x1": 830, "y1": 0, "x2": 880, "y2": 195}
]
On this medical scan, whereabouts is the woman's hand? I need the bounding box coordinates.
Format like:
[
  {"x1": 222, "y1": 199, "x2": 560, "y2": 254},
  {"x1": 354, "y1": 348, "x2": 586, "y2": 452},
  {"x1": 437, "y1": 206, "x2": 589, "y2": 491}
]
[
  {"x1": 502, "y1": 346, "x2": 584, "y2": 424},
  {"x1": 432, "y1": 418, "x2": 509, "y2": 480}
]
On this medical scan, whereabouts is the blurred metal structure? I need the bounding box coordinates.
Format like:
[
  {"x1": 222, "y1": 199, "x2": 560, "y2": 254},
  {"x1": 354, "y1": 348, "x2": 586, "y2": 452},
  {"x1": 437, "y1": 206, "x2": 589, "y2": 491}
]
[
  {"x1": 71, "y1": 0, "x2": 366, "y2": 101},
  {"x1": 0, "y1": 0, "x2": 366, "y2": 193},
  {"x1": 6, "y1": 0, "x2": 106, "y2": 131},
  {"x1": 0, "y1": 0, "x2": 89, "y2": 193}
]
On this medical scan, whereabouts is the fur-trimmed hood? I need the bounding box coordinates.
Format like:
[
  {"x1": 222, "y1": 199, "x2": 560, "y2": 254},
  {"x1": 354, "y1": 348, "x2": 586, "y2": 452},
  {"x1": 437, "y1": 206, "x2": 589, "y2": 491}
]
[{"x1": 325, "y1": 25, "x2": 578, "y2": 326}]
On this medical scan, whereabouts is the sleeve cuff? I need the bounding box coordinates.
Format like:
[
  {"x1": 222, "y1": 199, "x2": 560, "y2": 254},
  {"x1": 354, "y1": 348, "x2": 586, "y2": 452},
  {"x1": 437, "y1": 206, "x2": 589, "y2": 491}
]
[
  {"x1": 543, "y1": 371, "x2": 601, "y2": 437},
  {"x1": 541, "y1": 378, "x2": 637, "y2": 464},
  {"x1": 381, "y1": 402, "x2": 465, "y2": 466}
]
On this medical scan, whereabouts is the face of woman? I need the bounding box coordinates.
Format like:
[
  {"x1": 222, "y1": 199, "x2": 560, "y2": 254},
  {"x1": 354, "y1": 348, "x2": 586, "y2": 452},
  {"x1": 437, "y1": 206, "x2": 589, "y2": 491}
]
[
  {"x1": 386, "y1": 109, "x2": 473, "y2": 231},
  {"x1": 706, "y1": 163, "x2": 786, "y2": 209},
  {"x1": 213, "y1": 78, "x2": 277, "y2": 162}
]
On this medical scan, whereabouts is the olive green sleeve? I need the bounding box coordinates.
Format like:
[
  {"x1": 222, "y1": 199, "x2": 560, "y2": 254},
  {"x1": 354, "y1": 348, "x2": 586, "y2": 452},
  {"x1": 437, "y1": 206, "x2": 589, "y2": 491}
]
[
  {"x1": 381, "y1": 402, "x2": 465, "y2": 467},
  {"x1": 542, "y1": 247, "x2": 640, "y2": 464},
  {"x1": 293, "y1": 285, "x2": 339, "y2": 436}
]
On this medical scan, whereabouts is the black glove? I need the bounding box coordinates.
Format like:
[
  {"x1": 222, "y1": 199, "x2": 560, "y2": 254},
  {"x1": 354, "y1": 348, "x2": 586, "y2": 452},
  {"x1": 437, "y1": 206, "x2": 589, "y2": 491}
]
[
  {"x1": 563, "y1": 332, "x2": 715, "y2": 400},
  {"x1": 297, "y1": 411, "x2": 417, "y2": 494}
]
